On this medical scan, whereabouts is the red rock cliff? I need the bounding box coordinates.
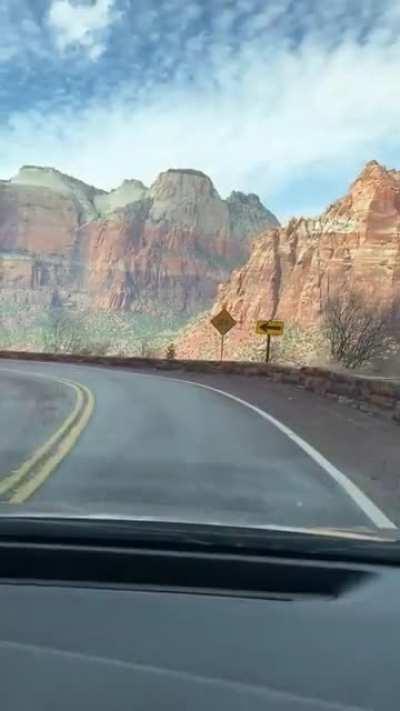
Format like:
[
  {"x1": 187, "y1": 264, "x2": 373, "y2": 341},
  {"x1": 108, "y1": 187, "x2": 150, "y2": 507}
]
[
  {"x1": 177, "y1": 161, "x2": 400, "y2": 359},
  {"x1": 0, "y1": 166, "x2": 278, "y2": 318}
]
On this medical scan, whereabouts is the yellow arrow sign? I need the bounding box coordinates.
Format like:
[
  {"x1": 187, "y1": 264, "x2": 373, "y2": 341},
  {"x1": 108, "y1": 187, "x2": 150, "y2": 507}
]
[
  {"x1": 256, "y1": 319, "x2": 284, "y2": 336},
  {"x1": 211, "y1": 308, "x2": 237, "y2": 336}
]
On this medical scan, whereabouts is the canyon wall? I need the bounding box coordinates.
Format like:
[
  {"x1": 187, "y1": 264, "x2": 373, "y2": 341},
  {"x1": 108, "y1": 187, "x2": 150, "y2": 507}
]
[
  {"x1": 0, "y1": 165, "x2": 278, "y2": 320},
  {"x1": 177, "y1": 161, "x2": 400, "y2": 359}
]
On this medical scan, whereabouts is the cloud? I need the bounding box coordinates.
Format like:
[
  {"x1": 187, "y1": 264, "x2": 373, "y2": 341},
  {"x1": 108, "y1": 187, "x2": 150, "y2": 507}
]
[
  {"x1": 2, "y1": 0, "x2": 400, "y2": 217},
  {"x1": 0, "y1": 1, "x2": 49, "y2": 64},
  {"x1": 47, "y1": 0, "x2": 121, "y2": 59}
]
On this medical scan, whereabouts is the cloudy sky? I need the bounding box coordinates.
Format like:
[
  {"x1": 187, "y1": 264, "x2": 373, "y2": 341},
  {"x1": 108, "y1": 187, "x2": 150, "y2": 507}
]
[{"x1": 1, "y1": 0, "x2": 400, "y2": 219}]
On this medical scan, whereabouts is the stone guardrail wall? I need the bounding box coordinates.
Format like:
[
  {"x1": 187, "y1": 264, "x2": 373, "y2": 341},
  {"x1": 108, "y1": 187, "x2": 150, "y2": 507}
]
[{"x1": 0, "y1": 350, "x2": 399, "y2": 424}]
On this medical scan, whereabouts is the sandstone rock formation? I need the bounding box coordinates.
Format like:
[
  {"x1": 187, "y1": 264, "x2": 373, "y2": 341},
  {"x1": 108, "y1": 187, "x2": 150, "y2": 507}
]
[
  {"x1": 177, "y1": 161, "x2": 400, "y2": 360},
  {"x1": 0, "y1": 165, "x2": 278, "y2": 319}
]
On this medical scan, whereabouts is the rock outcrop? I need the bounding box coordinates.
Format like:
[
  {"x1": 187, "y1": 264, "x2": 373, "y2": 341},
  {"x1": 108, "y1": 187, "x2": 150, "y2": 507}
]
[
  {"x1": 0, "y1": 165, "x2": 279, "y2": 318},
  {"x1": 177, "y1": 161, "x2": 400, "y2": 360}
]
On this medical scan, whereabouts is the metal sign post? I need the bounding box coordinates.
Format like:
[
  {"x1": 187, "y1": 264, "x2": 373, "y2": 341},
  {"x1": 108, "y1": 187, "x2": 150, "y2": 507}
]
[{"x1": 265, "y1": 334, "x2": 271, "y2": 363}]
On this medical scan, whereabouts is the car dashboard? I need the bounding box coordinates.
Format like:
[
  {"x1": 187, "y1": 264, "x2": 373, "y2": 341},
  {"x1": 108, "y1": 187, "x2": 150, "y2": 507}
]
[{"x1": 0, "y1": 518, "x2": 397, "y2": 711}]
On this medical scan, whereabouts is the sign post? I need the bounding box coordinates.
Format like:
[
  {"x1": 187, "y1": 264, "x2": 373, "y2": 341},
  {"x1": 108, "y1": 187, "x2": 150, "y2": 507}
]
[
  {"x1": 265, "y1": 334, "x2": 271, "y2": 363},
  {"x1": 211, "y1": 308, "x2": 237, "y2": 361},
  {"x1": 220, "y1": 334, "x2": 225, "y2": 362},
  {"x1": 256, "y1": 320, "x2": 284, "y2": 364}
]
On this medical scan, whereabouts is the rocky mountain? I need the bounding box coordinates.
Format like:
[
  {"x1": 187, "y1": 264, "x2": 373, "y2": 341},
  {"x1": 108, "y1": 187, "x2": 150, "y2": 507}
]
[
  {"x1": 0, "y1": 165, "x2": 279, "y2": 320},
  {"x1": 177, "y1": 161, "x2": 400, "y2": 360}
]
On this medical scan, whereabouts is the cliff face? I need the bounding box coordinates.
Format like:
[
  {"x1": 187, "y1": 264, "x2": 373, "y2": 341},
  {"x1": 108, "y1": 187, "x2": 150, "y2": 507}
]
[
  {"x1": 177, "y1": 161, "x2": 400, "y2": 359},
  {"x1": 83, "y1": 170, "x2": 279, "y2": 314},
  {"x1": 0, "y1": 166, "x2": 278, "y2": 318}
]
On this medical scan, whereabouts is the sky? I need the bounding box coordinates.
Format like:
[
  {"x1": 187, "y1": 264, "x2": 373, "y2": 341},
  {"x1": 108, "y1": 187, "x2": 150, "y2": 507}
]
[{"x1": 1, "y1": 0, "x2": 400, "y2": 220}]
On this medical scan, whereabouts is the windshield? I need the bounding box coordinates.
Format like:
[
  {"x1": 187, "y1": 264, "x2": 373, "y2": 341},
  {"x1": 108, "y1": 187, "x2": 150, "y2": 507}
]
[{"x1": 0, "y1": 0, "x2": 399, "y2": 545}]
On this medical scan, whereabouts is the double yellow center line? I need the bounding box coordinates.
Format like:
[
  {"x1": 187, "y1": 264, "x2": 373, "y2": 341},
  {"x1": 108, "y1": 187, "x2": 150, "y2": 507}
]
[{"x1": 0, "y1": 374, "x2": 95, "y2": 503}]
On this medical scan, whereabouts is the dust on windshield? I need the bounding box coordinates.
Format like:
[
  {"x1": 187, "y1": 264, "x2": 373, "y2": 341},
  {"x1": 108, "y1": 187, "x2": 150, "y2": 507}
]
[{"x1": 0, "y1": 0, "x2": 399, "y2": 537}]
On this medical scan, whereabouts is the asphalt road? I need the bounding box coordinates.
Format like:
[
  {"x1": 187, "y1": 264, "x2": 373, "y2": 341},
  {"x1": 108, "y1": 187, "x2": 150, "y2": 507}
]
[
  {"x1": 0, "y1": 368, "x2": 75, "y2": 474},
  {"x1": 0, "y1": 360, "x2": 397, "y2": 531}
]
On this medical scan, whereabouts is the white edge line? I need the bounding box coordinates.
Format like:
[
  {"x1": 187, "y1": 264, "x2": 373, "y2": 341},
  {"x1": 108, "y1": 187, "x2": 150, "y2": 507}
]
[{"x1": 171, "y1": 377, "x2": 396, "y2": 530}]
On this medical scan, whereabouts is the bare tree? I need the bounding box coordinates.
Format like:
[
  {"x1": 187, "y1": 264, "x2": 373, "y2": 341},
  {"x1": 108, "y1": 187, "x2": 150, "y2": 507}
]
[
  {"x1": 323, "y1": 290, "x2": 395, "y2": 368},
  {"x1": 138, "y1": 338, "x2": 157, "y2": 358},
  {"x1": 388, "y1": 297, "x2": 400, "y2": 338}
]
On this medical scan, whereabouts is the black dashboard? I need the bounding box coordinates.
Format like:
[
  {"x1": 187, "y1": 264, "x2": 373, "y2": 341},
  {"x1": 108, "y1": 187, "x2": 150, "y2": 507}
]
[{"x1": 0, "y1": 518, "x2": 398, "y2": 710}]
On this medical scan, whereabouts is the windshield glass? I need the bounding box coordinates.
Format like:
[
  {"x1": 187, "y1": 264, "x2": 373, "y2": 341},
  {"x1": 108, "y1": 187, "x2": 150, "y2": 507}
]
[{"x1": 0, "y1": 0, "x2": 399, "y2": 542}]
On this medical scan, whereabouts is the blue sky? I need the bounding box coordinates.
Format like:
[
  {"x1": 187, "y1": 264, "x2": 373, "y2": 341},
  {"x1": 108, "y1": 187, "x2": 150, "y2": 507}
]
[{"x1": 1, "y1": 0, "x2": 400, "y2": 220}]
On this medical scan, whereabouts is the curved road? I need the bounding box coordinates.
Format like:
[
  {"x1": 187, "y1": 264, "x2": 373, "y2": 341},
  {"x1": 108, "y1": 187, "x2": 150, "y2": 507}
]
[{"x1": 0, "y1": 360, "x2": 396, "y2": 531}]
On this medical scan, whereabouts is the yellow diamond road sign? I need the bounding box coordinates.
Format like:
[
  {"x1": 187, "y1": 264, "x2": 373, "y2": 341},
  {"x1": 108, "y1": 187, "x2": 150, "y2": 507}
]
[
  {"x1": 211, "y1": 308, "x2": 237, "y2": 336},
  {"x1": 256, "y1": 319, "x2": 284, "y2": 336}
]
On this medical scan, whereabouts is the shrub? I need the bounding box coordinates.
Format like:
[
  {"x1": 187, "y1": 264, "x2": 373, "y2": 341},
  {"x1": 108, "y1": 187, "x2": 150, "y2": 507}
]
[{"x1": 165, "y1": 343, "x2": 176, "y2": 360}]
